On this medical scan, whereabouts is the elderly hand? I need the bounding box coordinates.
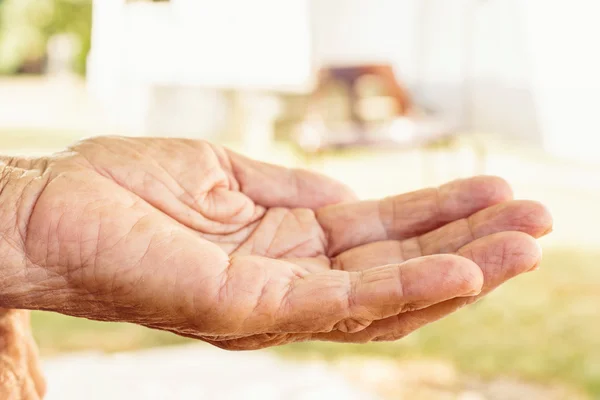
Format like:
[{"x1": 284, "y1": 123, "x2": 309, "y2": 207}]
[
  {"x1": 0, "y1": 310, "x2": 45, "y2": 400},
  {"x1": 0, "y1": 137, "x2": 552, "y2": 351}
]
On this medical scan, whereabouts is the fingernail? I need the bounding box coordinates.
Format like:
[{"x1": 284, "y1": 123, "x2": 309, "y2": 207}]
[
  {"x1": 542, "y1": 227, "x2": 554, "y2": 236},
  {"x1": 528, "y1": 262, "x2": 541, "y2": 272},
  {"x1": 460, "y1": 288, "x2": 482, "y2": 297}
]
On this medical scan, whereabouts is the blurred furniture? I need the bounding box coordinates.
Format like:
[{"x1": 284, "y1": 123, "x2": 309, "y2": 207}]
[
  {"x1": 291, "y1": 64, "x2": 465, "y2": 180},
  {"x1": 310, "y1": 64, "x2": 414, "y2": 128}
]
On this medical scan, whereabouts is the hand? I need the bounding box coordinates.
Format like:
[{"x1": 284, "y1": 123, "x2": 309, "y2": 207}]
[
  {"x1": 0, "y1": 310, "x2": 45, "y2": 400},
  {"x1": 0, "y1": 137, "x2": 552, "y2": 350}
]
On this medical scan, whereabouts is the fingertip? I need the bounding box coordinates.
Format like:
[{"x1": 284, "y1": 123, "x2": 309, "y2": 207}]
[
  {"x1": 464, "y1": 175, "x2": 514, "y2": 204},
  {"x1": 473, "y1": 200, "x2": 555, "y2": 239},
  {"x1": 436, "y1": 254, "x2": 484, "y2": 296},
  {"x1": 525, "y1": 200, "x2": 554, "y2": 237},
  {"x1": 496, "y1": 200, "x2": 554, "y2": 237},
  {"x1": 458, "y1": 231, "x2": 543, "y2": 289},
  {"x1": 402, "y1": 254, "x2": 484, "y2": 300},
  {"x1": 499, "y1": 231, "x2": 543, "y2": 272}
]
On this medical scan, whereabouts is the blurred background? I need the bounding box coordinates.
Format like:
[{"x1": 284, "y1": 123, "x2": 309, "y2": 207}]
[{"x1": 1, "y1": 0, "x2": 600, "y2": 399}]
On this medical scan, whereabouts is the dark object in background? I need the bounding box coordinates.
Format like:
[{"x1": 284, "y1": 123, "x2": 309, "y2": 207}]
[
  {"x1": 311, "y1": 64, "x2": 415, "y2": 129},
  {"x1": 16, "y1": 55, "x2": 48, "y2": 75},
  {"x1": 295, "y1": 63, "x2": 457, "y2": 154}
]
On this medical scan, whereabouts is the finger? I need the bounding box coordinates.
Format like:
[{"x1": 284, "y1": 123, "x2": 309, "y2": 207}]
[
  {"x1": 0, "y1": 310, "x2": 41, "y2": 400},
  {"x1": 316, "y1": 231, "x2": 541, "y2": 342},
  {"x1": 226, "y1": 150, "x2": 358, "y2": 209},
  {"x1": 14, "y1": 311, "x2": 46, "y2": 398},
  {"x1": 317, "y1": 176, "x2": 513, "y2": 256},
  {"x1": 0, "y1": 362, "x2": 21, "y2": 400},
  {"x1": 230, "y1": 254, "x2": 483, "y2": 335},
  {"x1": 333, "y1": 200, "x2": 552, "y2": 271},
  {"x1": 0, "y1": 309, "x2": 23, "y2": 361},
  {"x1": 25, "y1": 334, "x2": 46, "y2": 398}
]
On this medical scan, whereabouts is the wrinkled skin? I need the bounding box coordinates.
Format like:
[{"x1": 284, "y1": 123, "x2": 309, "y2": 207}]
[
  {"x1": 0, "y1": 309, "x2": 45, "y2": 400},
  {"x1": 0, "y1": 137, "x2": 552, "y2": 397}
]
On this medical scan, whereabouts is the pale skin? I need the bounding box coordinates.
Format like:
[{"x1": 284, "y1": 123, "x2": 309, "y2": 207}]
[{"x1": 0, "y1": 136, "x2": 553, "y2": 399}]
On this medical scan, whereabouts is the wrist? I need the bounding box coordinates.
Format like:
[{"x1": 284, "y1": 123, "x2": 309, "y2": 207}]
[{"x1": 0, "y1": 158, "x2": 49, "y2": 309}]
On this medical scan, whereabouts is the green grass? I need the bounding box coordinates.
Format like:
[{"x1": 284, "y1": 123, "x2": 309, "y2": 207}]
[
  {"x1": 30, "y1": 247, "x2": 600, "y2": 396},
  {"x1": 31, "y1": 313, "x2": 191, "y2": 356}
]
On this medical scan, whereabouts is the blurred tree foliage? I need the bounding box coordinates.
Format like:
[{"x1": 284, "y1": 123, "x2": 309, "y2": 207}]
[{"x1": 0, "y1": 0, "x2": 92, "y2": 75}]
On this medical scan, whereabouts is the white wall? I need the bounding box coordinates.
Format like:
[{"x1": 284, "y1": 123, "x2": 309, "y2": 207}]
[
  {"x1": 87, "y1": 0, "x2": 312, "y2": 137},
  {"x1": 523, "y1": 0, "x2": 600, "y2": 163},
  {"x1": 311, "y1": 0, "x2": 540, "y2": 143},
  {"x1": 310, "y1": 0, "x2": 420, "y2": 80},
  {"x1": 89, "y1": 0, "x2": 312, "y2": 90}
]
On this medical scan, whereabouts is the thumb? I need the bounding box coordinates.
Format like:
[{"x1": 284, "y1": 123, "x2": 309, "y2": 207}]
[{"x1": 226, "y1": 149, "x2": 357, "y2": 209}]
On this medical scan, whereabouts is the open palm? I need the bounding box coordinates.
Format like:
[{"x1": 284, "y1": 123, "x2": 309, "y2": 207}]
[{"x1": 3, "y1": 136, "x2": 552, "y2": 351}]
